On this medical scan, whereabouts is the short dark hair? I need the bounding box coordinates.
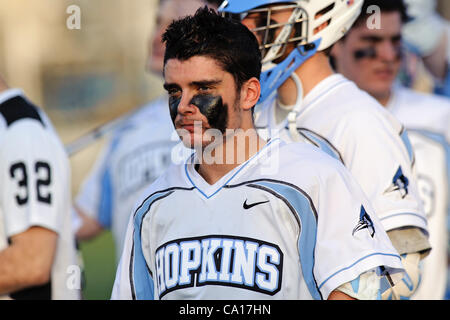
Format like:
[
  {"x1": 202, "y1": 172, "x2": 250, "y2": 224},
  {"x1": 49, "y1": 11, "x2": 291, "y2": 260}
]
[
  {"x1": 354, "y1": 0, "x2": 410, "y2": 27},
  {"x1": 204, "y1": 0, "x2": 223, "y2": 7},
  {"x1": 162, "y1": 7, "x2": 262, "y2": 91},
  {"x1": 159, "y1": 0, "x2": 223, "y2": 7}
]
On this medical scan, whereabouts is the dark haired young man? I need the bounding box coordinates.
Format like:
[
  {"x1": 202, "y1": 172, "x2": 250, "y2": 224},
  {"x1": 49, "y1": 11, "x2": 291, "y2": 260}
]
[
  {"x1": 74, "y1": 0, "x2": 220, "y2": 263},
  {"x1": 220, "y1": 0, "x2": 430, "y2": 299},
  {"x1": 332, "y1": 0, "x2": 450, "y2": 300},
  {"x1": 111, "y1": 8, "x2": 405, "y2": 300}
]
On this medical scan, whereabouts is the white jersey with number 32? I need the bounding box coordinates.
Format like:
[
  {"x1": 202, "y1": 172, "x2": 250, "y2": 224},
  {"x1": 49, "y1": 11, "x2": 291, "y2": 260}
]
[{"x1": 0, "y1": 89, "x2": 80, "y2": 300}]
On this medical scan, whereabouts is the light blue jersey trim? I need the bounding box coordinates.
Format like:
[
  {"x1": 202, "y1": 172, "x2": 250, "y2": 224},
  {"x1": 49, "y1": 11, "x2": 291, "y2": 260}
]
[
  {"x1": 318, "y1": 252, "x2": 401, "y2": 291},
  {"x1": 131, "y1": 190, "x2": 173, "y2": 300},
  {"x1": 379, "y1": 212, "x2": 429, "y2": 225},
  {"x1": 350, "y1": 276, "x2": 360, "y2": 294},
  {"x1": 184, "y1": 138, "x2": 280, "y2": 199},
  {"x1": 249, "y1": 180, "x2": 321, "y2": 300},
  {"x1": 400, "y1": 127, "x2": 414, "y2": 164},
  {"x1": 298, "y1": 129, "x2": 344, "y2": 164}
]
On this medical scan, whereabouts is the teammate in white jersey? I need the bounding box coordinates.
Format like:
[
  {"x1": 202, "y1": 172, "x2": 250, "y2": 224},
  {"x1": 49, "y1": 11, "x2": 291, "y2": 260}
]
[
  {"x1": 74, "y1": 0, "x2": 220, "y2": 260},
  {"x1": 0, "y1": 76, "x2": 80, "y2": 300},
  {"x1": 112, "y1": 8, "x2": 406, "y2": 300},
  {"x1": 331, "y1": 0, "x2": 450, "y2": 300},
  {"x1": 219, "y1": 0, "x2": 430, "y2": 299}
]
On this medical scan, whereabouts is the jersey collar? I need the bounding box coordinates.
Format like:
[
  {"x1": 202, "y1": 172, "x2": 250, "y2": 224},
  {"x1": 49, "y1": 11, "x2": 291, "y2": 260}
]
[
  {"x1": 184, "y1": 138, "x2": 281, "y2": 199},
  {"x1": 0, "y1": 88, "x2": 24, "y2": 105}
]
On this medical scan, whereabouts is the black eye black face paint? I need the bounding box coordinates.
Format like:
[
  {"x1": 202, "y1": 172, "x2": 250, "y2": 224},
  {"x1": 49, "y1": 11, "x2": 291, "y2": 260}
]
[
  {"x1": 169, "y1": 94, "x2": 228, "y2": 133},
  {"x1": 353, "y1": 46, "x2": 403, "y2": 61},
  {"x1": 169, "y1": 96, "x2": 181, "y2": 122},
  {"x1": 354, "y1": 47, "x2": 377, "y2": 60},
  {"x1": 190, "y1": 95, "x2": 228, "y2": 134}
]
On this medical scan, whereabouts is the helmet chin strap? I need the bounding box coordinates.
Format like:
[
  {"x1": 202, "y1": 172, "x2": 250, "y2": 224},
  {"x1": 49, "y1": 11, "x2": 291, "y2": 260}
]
[
  {"x1": 259, "y1": 39, "x2": 320, "y2": 103},
  {"x1": 286, "y1": 72, "x2": 304, "y2": 142}
]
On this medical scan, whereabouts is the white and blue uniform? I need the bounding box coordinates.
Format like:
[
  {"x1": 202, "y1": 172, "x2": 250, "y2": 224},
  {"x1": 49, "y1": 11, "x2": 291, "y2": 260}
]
[
  {"x1": 112, "y1": 139, "x2": 405, "y2": 300},
  {"x1": 256, "y1": 74, "x2": 428, "y2": 236},
  {"x1": 387, "y1": 85, "x2": 450, "y2": 300},
  {"x1": 75, "y1": 96, "x2": 190, "y2": 260},
  {"x1": 0, "y1": 89, "x2": 80, "y2": 300}
]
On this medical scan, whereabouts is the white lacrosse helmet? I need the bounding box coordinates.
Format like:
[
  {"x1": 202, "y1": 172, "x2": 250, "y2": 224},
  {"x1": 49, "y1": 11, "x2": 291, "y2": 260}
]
[{"x1": 219, "y1": 0, "x2": 363, "y2": 101}]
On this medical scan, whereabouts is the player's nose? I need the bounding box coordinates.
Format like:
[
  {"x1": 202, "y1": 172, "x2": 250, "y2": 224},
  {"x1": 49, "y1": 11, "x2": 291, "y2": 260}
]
[
  {"x1": 177, "y1": 94, "x2": 198, "y2": 116},
  {"x1": 378, "y1": 41, "x2": 399, "y2": 61}
]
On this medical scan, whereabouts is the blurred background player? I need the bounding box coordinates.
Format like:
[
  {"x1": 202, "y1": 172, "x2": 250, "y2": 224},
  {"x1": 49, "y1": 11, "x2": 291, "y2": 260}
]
[
  {"x1": 0, "y1": 75, "x2": 80, "y2": 300},
  {"x1": 402, "y1": 0, "x2": 450, "y2": 97},
  {"x1": 74, "y1": 0, "x2": 221, "y2": 262},
  {"x1": 220, "y1": 0, "x2": 430, "y2": 299},
  {"x1": 331, "y1": 0, "x2": 450, "y2": 300},
  {"x1": 112, "y1": 8, "x2": 405, "y2": 300}
]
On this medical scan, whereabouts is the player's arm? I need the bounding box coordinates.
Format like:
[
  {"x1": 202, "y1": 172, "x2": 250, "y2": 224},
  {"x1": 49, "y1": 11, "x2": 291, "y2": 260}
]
[
  {"x1": 341, "y1": 113, "x2": 429, "y2": 237},
  {"x1": 328, "y1": 290, "x2": 356, "y2": 300},
  {"x1": 0, "y1": 84, "x2": 70, "y2": 298},
  {"x1": 74, "y1": 205, "x2": 104, "y2": 240},
  {"x1": 74, "y1": 137, "x2": 117, "y2": 241},
  {"x1": 0, "y1": 227, "x2": 57, "y2": 295},
  {"x1": 339, "y1": 116, "x2": 430, "y2": 299},
  {"x1": 311, "y1": 156, "x2": 405, "y2": 300}
]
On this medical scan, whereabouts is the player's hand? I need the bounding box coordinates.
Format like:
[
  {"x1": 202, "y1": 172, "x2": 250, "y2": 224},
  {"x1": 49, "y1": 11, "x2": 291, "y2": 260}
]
[{"x1": 381, "y1": 253, "x2": 421, "y2": 300}]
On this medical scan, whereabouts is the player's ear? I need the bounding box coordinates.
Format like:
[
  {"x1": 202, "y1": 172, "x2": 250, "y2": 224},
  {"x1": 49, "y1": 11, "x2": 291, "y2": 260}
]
[{"x1": 240, "y1": 77, "x2": 261, "y2": 111}]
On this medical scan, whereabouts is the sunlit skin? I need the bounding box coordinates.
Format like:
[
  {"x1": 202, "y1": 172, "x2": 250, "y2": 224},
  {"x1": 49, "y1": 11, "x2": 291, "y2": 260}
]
[
  {"x1": 332, "y1": 12, "x2": 403, "y2": 106},
  {"x1": 163, "y1": 55, "x2": 264, "y2": 184}
]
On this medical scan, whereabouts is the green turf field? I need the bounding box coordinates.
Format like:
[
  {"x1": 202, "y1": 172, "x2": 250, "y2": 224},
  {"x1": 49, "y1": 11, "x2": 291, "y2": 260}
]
[{"x1": 79, "y1": 231, "x2": 117, "y2": 300}]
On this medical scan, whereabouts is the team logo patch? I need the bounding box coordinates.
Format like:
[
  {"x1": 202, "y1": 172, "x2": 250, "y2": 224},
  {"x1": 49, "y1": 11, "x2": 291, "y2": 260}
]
[
  {"x1": 352, "y1": 206, "x2": 375, "y2": 238},
  {"x1": 384, "y1": 166, "x2": 409, "y2": 199},
  {"x1": 154, "y1": 235, "x2": 283, "y2": 298}
]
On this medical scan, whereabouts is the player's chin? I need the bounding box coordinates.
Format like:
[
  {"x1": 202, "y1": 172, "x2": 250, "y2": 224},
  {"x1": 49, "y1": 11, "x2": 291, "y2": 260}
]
[
  {"x1": 372, "y1": 69, "x2": 397, "y2": 85},
  {"x1": 180, "y1": 135, "x2": 213, "y2": 150},
  {"x1": 175, "y1": 128, "x2": 205, "y2": 150}
]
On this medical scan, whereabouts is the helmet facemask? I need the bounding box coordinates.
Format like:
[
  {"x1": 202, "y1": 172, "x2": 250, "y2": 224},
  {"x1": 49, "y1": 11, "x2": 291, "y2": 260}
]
[
  {"x1": 219, "y1": 0, "x2": 362, "y2": 102},
  {"x1": 245, "y1": 4, "x2": 308, "y2": 68},
  {"x1": 222, "y1": 3, "x2": 317, "y2": 102}
]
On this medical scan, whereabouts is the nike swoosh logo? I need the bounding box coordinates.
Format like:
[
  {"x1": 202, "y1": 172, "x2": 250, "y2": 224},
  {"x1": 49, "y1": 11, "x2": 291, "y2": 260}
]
[{"x1": 243, "y1": 199, "x2": 270, "y2": 210}]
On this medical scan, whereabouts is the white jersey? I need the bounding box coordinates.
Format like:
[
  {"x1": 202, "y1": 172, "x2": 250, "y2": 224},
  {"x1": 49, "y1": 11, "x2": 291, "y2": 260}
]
[
  {"x1": 0, "y1": 89, "x2": 80, "y2": 300},
  {"x1": 112, "y1": 139, "x2": 405, "y2": 300},
  {"x1": 75, "y1": 96, "x2": 190, "y2": 260},
  {"x1": 387, "y1": 85, "x2": 450, "y2": 300},
  {"x1": 255, "y1": 74, "x2": 427, "y2": 235}
]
